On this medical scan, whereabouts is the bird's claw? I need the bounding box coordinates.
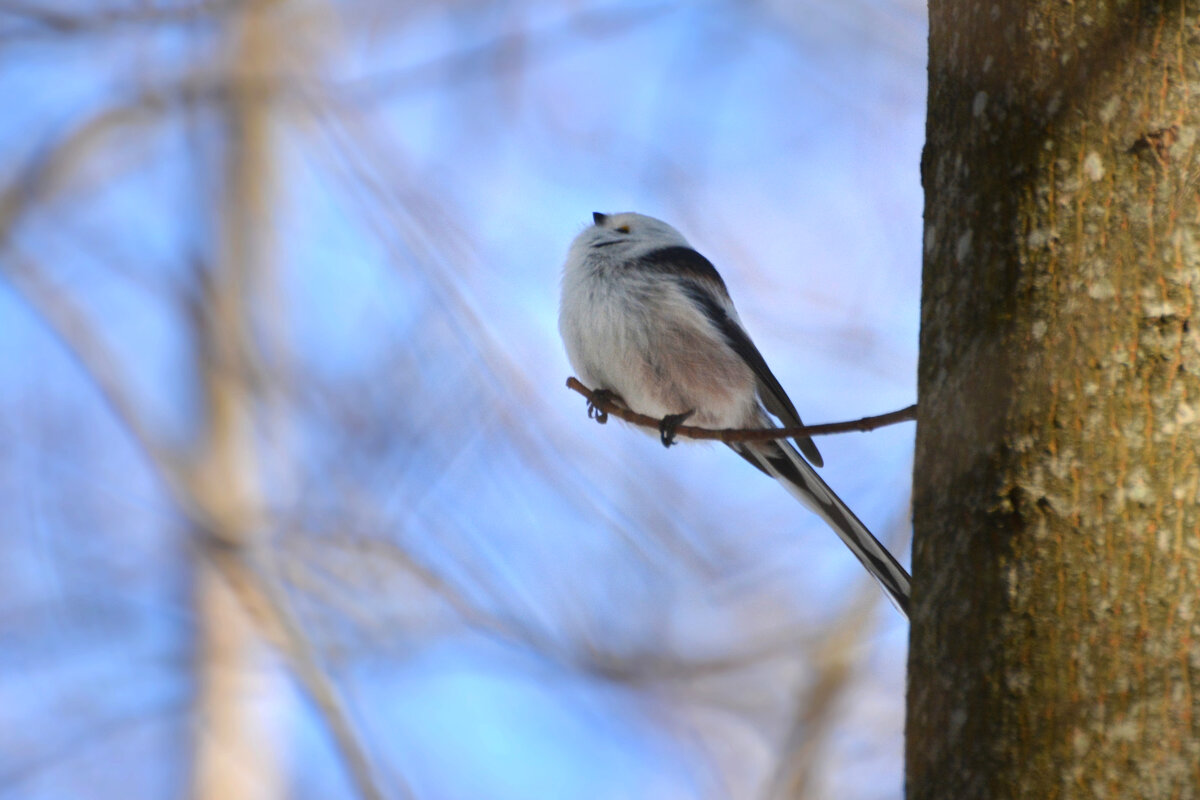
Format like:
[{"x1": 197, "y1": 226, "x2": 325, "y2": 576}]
[
  {"x1": 659, "y1": 409, "x2": 695, "y2": 448},
  {"x1": 587, "y1": 389, "x2": 620, "y2": 424}
]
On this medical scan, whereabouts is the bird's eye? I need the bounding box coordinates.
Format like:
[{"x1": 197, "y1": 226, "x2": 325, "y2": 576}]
[{"x1": 615, "y1": 225, "x2": 631, "y2": 234}]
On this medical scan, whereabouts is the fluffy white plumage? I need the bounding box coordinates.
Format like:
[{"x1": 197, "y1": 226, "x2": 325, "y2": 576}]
[{"x1": 559, "y1": 211, "x2": 911, "y2": 616}]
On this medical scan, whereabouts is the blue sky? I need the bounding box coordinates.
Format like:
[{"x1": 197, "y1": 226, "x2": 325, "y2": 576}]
[{"x1": 0, "y1": 2, "x2": 925, "y2": 798}]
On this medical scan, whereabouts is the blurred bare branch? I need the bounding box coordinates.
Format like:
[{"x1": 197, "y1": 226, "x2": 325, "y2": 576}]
[
  {"x1": 1, "y1": 1, "x2": 917, "y2": 797},
  {"x1": 763, "y1": 579, "x2": 881, "y2": 800},
  {"x1": 188, "y1": 2, "x2": 283, "y2": 795},
  {"x1": 280, "y1": 531, "x2": 846, "y2": 690},
  {"x1": 208, "y1": 541, "x2": 397, "y2": 800},
  {"x1": 336, "y1": 2, "x2": 679, "y2": 104},
  {"x1": 0, "y1": 250, "x2": 192, "y2": 507},
  {"x1": 0, "y1": 0, "x2": 240, "y2": 38},
  {"x1": 0, "y1": 101, "x2": 168, "y2": 246}
]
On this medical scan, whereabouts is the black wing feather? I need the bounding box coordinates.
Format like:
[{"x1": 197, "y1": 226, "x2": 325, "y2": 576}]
[
  {"x1": 643, "y1": 247, "x2": 824, "y2": 468},
  {"x1": 638, "y1": 246, "x2": 729, "y2": 288}
]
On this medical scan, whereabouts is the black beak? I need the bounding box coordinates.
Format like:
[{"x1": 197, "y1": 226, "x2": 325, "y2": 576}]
[{"x1": 592, "y1": 211, "x2": 608, "y2": 226}]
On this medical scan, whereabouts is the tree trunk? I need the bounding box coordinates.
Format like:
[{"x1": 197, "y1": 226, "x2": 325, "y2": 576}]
[
  {"x1": 909, "y1": 0, "x2": 1200, "y2": 797},
  {"x1": 191, "y1": 4, "x2": 282, "y2": 799}
]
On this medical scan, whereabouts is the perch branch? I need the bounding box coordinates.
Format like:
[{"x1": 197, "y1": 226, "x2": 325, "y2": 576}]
[{"x1": 566, "y1": 377, "x2": 915, "y2": 442}]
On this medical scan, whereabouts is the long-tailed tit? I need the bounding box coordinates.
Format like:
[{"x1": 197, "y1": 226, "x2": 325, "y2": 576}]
[{"x1": 559, "y1": 211, "x2": 911, "y2": 617}]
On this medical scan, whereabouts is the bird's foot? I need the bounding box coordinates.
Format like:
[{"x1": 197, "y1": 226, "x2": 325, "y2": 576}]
[
  {"x1": 659, "y1": 409, "x2": 695, "y2": 447},
  {"x1": 587, "y1": 389, "x2": 622, "y2": 424}
]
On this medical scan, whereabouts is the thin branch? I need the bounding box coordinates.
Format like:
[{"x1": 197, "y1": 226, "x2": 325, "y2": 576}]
[
  {"x1": 565, "y1": 377, "x2": 916, "y2": 442},
  {"x1": 763, "y1": 573, "x2": 882, "y2": 800},
  {"x1": 0, "y1": 0, "x2": 239, "y2": 40},
  {"x1": 207, "y1": 542, "x2": 401, "y2": 800},
  {"x1": 334, "y1": 2, "x2": 678, "y2": 105},
  {"x1": 0, "y1": 251, "x2": 199, "y2": 512},
  {"x1": 0, "y1": 100, "x2": 166, "y2": 248},
  {"x1": 3, "y1": 251, "x2": 393, "y2": 800},
  {"x1": 287, "y1": 531, "x2": 832, "y2": 686}
]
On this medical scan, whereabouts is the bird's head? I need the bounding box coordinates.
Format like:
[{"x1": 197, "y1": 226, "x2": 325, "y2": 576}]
[{"x1": 572, "y1": 211, "x2": 691, "y2": 259}]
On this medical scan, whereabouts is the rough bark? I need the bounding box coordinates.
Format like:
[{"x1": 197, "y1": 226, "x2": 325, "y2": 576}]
[{"x1": 910, "y1": 0, "x2": 1200, "y2": 797}]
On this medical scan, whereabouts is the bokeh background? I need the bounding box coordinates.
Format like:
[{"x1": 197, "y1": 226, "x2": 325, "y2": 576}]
[{"x1": 0, "y1": 1, "x2": 924, "y2": 798}]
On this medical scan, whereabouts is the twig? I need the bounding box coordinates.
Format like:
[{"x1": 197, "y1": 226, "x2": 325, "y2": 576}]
[
  {"x1": 565, "y1": 377, "x2": 916, "y2": 442},
  {"x1": 336, "y1": 3, "x2": 677, "y2": 104},
  {"x1": 208, "y1": 542, "x2": 399, "y2": 800},
  {"x1": 0, "y1": 252, "x2": 198, "y2": 509},
  {"x1": 0, "y1": 0, "x2": 240, "y2": 39},
  {"x1": 0, "y1": 100, "x2": 165, "y2": 246}
]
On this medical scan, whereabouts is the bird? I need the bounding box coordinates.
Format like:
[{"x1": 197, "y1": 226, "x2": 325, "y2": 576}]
[{"x1": 559, "y1": 211, "x2": 911, "y2": 617}]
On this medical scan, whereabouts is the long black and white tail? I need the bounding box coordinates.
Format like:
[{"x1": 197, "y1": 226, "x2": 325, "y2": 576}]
[{"x1": 734, "y1": 441, "x2": 911, "y2": 617}]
